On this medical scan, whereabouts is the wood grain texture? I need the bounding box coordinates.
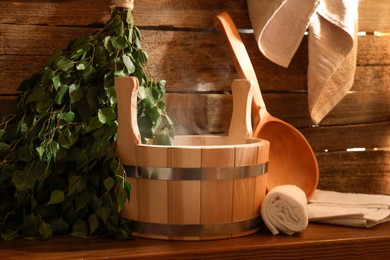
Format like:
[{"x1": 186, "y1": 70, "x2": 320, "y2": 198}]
[
  {"x1": 234, "y1": 144, "x2": 259, "y2": 167},
  {"x1": 0, "y1": 0, "x2": 388, "y2": 31},
  {"x1": 0, "y1": 0, "x2": 389, "y2": 196},
  {"x1": 232, "y1": 177, "x2": 257, "y2": 221},
  {"x1": 136, "y1": 145, "x2": 168, "y2": 167},
  {"x1": 167, "y1": 180, "x2": 201, "y2": 225},
  {"x1": 254, "y1": 175, "x2": 267, "y2": 213},
  {"x1": 0, "y1": 0, "x2": 111, "y2": 26},
  {"x1": 227, "y1": 79, "x2": 253, "y2": 144},
  {"x1": 1, "y1": 26, "x2": 389, "y2": 94},
  {"x1": 200, "y1": 180, "x2": 233, "y2": 224},
  {"x1": 1, "y1": 222, "x2": 390, "y2": 259},
  {"x1": 302, "y1": 121, "x2": 390, "y2": 152},
  {"x1": 137, "y1": 179, "x2": 168, "y2": 224},
  {"x1": 200, "y1": 146, "x2": 235, "y2": 167},
  {"x1": 317, "y1": 149, "x2": 390, "y2": 195},
  {"x1": 168, "y1": 146, "x2": 202, "y2": 168},
  {"x1": 115, "y1": 77, "x2": 141, "y2": 166}
]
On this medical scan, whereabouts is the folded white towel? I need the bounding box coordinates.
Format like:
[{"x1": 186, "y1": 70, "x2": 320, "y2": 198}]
[
  {"x1": 247, "y1": 0, "x2": 359, "y2": 124},
  {"x1": 307, "y1": 190, "x2": 390, "y2": 228},
  {"x1": 261, "y1": 185, "x2": 308, "y2": 235}
]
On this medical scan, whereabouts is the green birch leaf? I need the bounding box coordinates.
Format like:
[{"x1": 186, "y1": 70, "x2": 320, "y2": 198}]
[
  {"x1": 41, "y1": 67, "x2": 55, "y2": 85},
  {"x1": 87, "y1": 86, "x2": 99, "y2": 111},
  {"x1": 69, "y1": 83, "x2": 84, "y2": 104},
  {"x1": 135, "y1": 35, "x2": 142, "y2": 49},
  {"x1": 86, "y1": 116, "x2": 103, "y2": 132},
  {"x1": 54, "y1": 84, "x2": 69, "y2": 105},
  {"x1": 97, "y1": 207, "x2": 112, "y2": 223},
  {"x1": 98, "y1": 107, "x2": 116, "y2": 124},
  {"x1": 47, "y1": 190, "x2": 64, "y2": 205},
  {"x1": 29, "y1": 161, "x2": 47, "y2": 181},
  {"x1": 138, "y1": 116, "x2": 153, "y2": 139},
  {"x1": 126, "y1": 10, "x2": 134, "y2": 25},
  {"x1": 12, "y1": 170, "x2": 35, "y2": 191},
  {"x1": 137, "y1": 85, "x2": 148, "y2": 100},
  {"x1": 81, "y1": 64, "x2": 97, "y2": 82},
  {"x1": 58, "y1": 128, "x2": 78, "y2": 149},
  {"x1": 0, "y1": 142, "x2": 10, "y2": 158},
  {"x1": 52, "y1": 75, "x2": 61, "y2": 90},
  {"x1": 114, "y1": 70, "x2": 126, "y2": 77},
  {"x1": 49, "y1": 218, "x2": 69, "y2": 234},
  {"x1": 36, "y1": 146, "x2": 45, "y2": 160},
  {"x1": 26, "y1": 87, "x2": 45, "y2": 103},
  {"x1": 143, "y1": 96, "x2": 154, "y2": 110},
  {"x1": 116, "y1": 189, "x2": 128, "y2": 213},
  {"x1": 38, "y1": 222, "x2": 53, "y2": 240},
  {"x1": 16, "y1": 117, "x2": 28, "y2": 133},
  {"x1": 36, "y1": 95, "x2": 52, "y2": 112},
  {"x1": 70, "y1": 36, "x2": 90, "y2": 52},
  {"x1": 94, "y1": 45, "x2": 108, "y2": 65},
  {"x1": 75, "y1": 190, "x2": 90, "y2": 212},
  {"x1": 59, "y1": 111, "x2": 75, "y2": 123},
  {"x1": 123, "y1": 180, "x2": 132, "y2": 198},
  {"x1": 88, "y1": 213, "x2": 99, "y2": 234},
  {"x1": 148, "y1": 106, "x2": 160, "y2": 123},
  {"x1": 104, "y1": 177, "x2": 115, "y2": 192},
  {"x1": 103, "y1": 36, "x2": 113, "y2": 52},
  {"x1": 71, "y1": 49, "x2": 85, "y2": 60},
  {"x1": 90, "y1": 196, "x2": 103, "y2": 211},
  {"x1": 122, "y1": 54, "x2": 135, "y2": 73},
  {"x1": 46, "y1": 141, "x2": 60, "y2": 162},
  {"x1": 24, "y1": 214, "x2": 39, "y2": 230},
  {"x1": 104, "y1": 87, "x2": 116, "y2": 105},
  {"x1": 71, "y1": 219, "x2": 88, "y2": 237},
  {"x1": 0, "y1": 129, "x2": 5, "y2": 139},
  {"x1": 68, "y1": 175, "x2": 86, "y2": 195},
  {"x1": 153, "y1": 133, "x2": 174, "y2": 146},
  {"x1": 1, "y1": 229, "x2": 19, "y2": 241},
  {"x1": 157, "y1": 100, "x2": 166, "y2": 110},
  {"x1": 111, "y1": 36, "x2": 127, "y2": 50},
  {"x1": 56, "y1": 56, "x2": 74, "y2": 71},
  {"x1": 76, "y1": 60, "x2": 88, "y2": 71}
]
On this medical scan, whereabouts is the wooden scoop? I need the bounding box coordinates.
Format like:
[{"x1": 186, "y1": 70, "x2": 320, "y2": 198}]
[{"x1": 214, "y1": 12, "x2": 319, "y2": 199}]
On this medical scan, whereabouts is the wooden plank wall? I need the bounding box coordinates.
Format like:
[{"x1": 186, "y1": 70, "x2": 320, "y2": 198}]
[{"x1": 0, "y1": 0, "x2": 389, "y2": 194}]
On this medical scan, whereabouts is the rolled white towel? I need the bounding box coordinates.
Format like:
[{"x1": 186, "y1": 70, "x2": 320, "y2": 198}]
[{"x1": 261, "y1": 185, "x2": 308, "y2": 235}]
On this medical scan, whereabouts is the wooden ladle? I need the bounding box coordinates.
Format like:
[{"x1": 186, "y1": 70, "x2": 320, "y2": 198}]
[{"x1": 214, "y1": 12, "x2": 319, "y2": 199}]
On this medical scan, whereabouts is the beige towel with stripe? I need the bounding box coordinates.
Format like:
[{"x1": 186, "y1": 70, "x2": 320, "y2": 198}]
[
  {"x1": 308, "y1": 190, "x2": 390, "y2": 228},
  {"x1": 247, "y1": 0, "x2": 358, "y2": 124}
]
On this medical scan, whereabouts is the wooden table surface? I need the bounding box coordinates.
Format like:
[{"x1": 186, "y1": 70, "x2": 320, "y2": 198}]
[{"x1": 1, "y1": 222, "x2": 390, "y2": 259}]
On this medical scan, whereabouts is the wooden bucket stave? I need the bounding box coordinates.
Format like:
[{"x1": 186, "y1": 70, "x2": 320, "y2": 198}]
[{"x1": 116, "y1": 77, "x2": 269, "y2": 240}]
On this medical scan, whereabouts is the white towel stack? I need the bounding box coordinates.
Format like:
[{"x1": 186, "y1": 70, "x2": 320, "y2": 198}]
[
  {"x1": 261, "y1": 185, "x2": 308, "y2": 235},
  {"x1": 307, "y1": 190, "x2": 390, "y2": 228},
  {"x1": 247, "y1": 0, "x2": 359, "y2": 124}
]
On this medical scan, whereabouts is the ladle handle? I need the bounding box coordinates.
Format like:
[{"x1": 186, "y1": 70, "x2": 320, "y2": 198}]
[
  {"x1": 228, "y1": 79, "x2": 254, "y2": 144},
  {"x1": 213, "y1": 12, "x2": 266, "y2": 110},
  {"x1": 115, "y1": 76, "x2": 141, "y2": 165}
]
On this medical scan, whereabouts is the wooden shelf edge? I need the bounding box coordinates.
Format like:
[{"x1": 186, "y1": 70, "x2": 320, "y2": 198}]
[{"x1": 1, "y1": 222, "x2": 390, "y2": 259}]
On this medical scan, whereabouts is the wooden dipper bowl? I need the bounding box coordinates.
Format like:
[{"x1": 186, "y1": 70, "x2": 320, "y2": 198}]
[{"x1": 214, "y1": 12, "x2": 319, "y2": 199}]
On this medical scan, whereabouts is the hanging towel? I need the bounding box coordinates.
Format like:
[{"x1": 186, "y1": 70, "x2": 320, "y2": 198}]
[
  {"x1": 307, "y1": 189, "x2": 390, "y2": 228},
  {"x1": 247, "y1": 0, "x2": 359, "y2": 124},
  {"x1": 261, "y1": 185, "x2": 308, "y2": 235}
]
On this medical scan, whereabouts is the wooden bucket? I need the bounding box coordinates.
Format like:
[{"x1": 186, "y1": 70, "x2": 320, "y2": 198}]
[{"x1": 116, "y1": 77, "x2": 269, "y2": 240}]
